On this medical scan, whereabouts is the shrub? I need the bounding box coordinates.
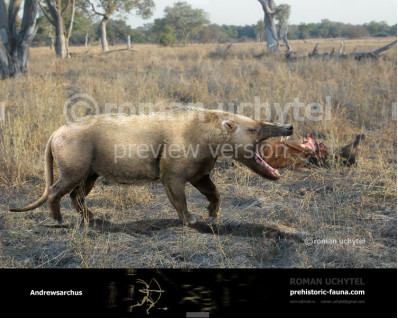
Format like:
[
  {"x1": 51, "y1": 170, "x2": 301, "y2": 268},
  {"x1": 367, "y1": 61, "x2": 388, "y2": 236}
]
[{"x1": 159, "y1": 25, "x2": 176, "y2": 46}]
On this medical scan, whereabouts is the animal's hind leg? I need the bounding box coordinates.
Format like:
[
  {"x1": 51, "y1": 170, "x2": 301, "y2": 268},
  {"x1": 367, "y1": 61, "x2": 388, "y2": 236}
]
[
  {"x1": 190, "y1": 175, "x2": 220, "y2": 221},
  {"x1": 48, "y1": 178, "x2": 82, "y2": 224},
  {"x1": 70, "y1": 174, "x2": 98, "y2": 220}
]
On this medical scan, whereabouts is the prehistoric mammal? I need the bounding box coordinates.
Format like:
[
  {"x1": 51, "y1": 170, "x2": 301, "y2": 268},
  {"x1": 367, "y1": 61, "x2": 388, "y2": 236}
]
[{"x1": 10, "y1": 109, "x2": 293, "y2": 225}]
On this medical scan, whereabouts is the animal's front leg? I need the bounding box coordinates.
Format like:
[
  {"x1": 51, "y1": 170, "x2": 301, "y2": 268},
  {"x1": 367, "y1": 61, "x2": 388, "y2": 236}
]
[
  {"x1": 190, "y1": 175, "x2": 221, "y2": 222},
  {"x1": 162, "y1": 178, "x2": 196, "y2": 226}
]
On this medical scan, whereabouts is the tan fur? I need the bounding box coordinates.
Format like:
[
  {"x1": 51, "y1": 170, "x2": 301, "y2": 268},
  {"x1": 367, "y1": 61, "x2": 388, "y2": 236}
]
[{"x1": 10, "y1": 109, "x2": 293, "y2": 225}]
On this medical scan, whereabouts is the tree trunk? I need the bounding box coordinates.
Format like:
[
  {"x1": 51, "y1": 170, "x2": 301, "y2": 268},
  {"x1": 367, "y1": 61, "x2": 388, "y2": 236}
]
[
  {"x1": 258, "y1": 0, "x2": 279, "y2": 52},
  {"x1": 0, "y1": 0, "x2": 38, "y2": 79},
  {"x1": 38, "y1": 0, "x2": 75, "y2": 58},
  {"x1": 49, "y1": 32, "x2": 55, "y2": 50},
  {"x1": 54, "y1": 15, "x2": 68, "y2": 58},
  {"x1": 85, "y1": 33, "x2": 88, "y2": 47},
  {"x1": 100, "y1": 17, "x2": 109, "y2": 52},
  {"x1": 127, "y1": 35, "x2": 130, "y2": 49},
  {"x1": 280, "y1": 26, "x2": 291, "y2": 54},
  {"x1": 281, "y1": 31, "x2": 291, "y2": 53}
]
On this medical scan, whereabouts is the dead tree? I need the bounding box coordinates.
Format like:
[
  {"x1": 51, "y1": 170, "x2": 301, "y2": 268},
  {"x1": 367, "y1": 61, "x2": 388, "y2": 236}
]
[
  {"x1": 306, "y1": 40, "x2": 397, "y2": 60},
  {"x1": 280, "y1": 24, "x2": 291, "y2": 56},
  {"x1": 351, "y1": 40, "x2": 397, "y2": 60},
  {"x1": 258, "y1": 0, "x2": 279, "y2": 52},
  {"x1": 0, "y1": 0, "x2": 38, "y2": 79},
  {"x1": 39, "y1": 0, "x2": 76, "y2": 58}
]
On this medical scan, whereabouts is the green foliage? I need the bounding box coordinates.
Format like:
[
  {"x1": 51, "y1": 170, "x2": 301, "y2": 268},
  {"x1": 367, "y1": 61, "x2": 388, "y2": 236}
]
[
  {"x1": 191, "y1": 24, "x2": 229, "y2": 43},
  {"x1": 159, "y1": 25, "x2": 176, "y2": 46},
  {"x1": 32, "y1": 15, "x2": 53, "y2": 46},
  {"x1": 275, "y1": 3, "x2": 290, "y2": 38},
  {"x1": 253, "y1": 20, "x2": 265, "y2": 41},
  {"x1": 219, "y1": 25, "x2": 256, "y2": 41},
  {"x1": 221, "y1": 25, "x2": 239, "y2": 39},
  {"x1": 85, "y1": 0, "x2": 155, "y2": 18},
  {"x1": 163, "y1": 1, "x2": 209, "y2": 43},
  {"x1": 33, "y1": 9, "x2": 97, "y2": 46},
  {"x1": 298, "y1": 22, "x2": 315, "y2": 39},
  {"x1": 69, "y1": 10, "x2": 97, "y2": 45},
  {"x1": 148, "y1": 18, "x2": 167, "y2": 43},
  {"x1": 101, "y1": 19, "x2": 134, "y2": 45},
  {"x1": 32, "y1": 1, "x2": 397, "y2": 47},
  {"x1": 291, "y1": 20, "x2": 395, "y2": 40}
]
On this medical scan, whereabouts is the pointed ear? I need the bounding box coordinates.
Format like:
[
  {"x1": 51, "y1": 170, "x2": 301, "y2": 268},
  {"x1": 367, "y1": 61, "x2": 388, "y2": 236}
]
[{"x1": 222, "y1": 120, "x2": 238, "y2": 133}]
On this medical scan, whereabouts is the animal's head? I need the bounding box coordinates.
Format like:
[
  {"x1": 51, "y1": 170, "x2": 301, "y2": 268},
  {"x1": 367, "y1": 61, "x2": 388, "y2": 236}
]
[{"x1": 218, "y1": 113, "x2": 293, "y2": 180}]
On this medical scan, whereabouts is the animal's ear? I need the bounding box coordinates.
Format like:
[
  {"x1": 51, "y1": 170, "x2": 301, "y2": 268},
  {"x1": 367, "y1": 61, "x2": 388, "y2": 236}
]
[{"x1": 222, "y1": 120, "x2": 238, "y2": 133}]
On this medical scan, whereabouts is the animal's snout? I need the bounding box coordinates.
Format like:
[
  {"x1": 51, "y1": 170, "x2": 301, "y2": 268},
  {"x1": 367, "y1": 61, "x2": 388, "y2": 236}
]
[{"x1": 280, "y1": 124, "x2": 293, "y2": 136}]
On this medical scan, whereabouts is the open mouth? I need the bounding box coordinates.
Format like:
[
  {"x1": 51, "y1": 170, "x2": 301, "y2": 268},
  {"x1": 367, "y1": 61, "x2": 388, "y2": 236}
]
[{"x1": 254, "y1": 143, "x2": 281, "y2": 179}]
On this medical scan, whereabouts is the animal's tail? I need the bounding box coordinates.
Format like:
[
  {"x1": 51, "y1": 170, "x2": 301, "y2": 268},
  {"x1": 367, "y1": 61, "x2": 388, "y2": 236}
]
[
  {"x1": 9, "y1": 137, "x2": 54, "y2": 212},
  {"x1": 338, "y1": 134, "x2": 366, "y2": 166},
  {"x1": 353, "y1": 134, "x2": 365, "y2": 147}
]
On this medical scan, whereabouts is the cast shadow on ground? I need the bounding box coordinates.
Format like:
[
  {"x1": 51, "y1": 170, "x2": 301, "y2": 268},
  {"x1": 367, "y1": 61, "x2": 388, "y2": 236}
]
[{"x1": 87, "y1": 217, "x2": 303, "y2": 242}]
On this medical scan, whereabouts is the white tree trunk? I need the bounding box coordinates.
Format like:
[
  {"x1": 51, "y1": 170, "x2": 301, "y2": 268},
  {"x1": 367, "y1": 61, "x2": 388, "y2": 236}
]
[
  {"x1": 281, "y1": 26, "x2": 291, "y2": 54},
  {"x1": 100, "y1": 17, "x2": 109, "y2": 52},
  {"x1": 127, "y1": 35, "x2": 131, "y2": 49},
  {"x1": 258, "y1": 0, "x2": 279, "y2": 52}
]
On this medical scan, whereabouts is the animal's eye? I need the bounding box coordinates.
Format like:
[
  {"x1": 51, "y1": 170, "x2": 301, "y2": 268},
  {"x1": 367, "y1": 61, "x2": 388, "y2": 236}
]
[{"x1": 249, "y1": 128, "x2": 257, "y2": 132}]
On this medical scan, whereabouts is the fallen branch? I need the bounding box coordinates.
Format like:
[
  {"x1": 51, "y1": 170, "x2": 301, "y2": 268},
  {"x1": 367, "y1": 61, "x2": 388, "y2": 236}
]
[
  {"x1": 69, "y1": 47, "x2": 137, "y2": 58},
  {"x1": 305, "y1": 40, "x2": 397, "y2": 60},
  {"x1": 91, "y1": 47, "x2": 137, "y2": 56},
  {"x1": 350, "y1": 40, "x2": 397, "y2": 60}
]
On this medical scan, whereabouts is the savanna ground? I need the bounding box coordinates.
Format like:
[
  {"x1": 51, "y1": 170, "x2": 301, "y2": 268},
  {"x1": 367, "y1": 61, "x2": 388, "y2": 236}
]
[{"x1": 0, "y1": 38, "x2": 396, "y2": 268}]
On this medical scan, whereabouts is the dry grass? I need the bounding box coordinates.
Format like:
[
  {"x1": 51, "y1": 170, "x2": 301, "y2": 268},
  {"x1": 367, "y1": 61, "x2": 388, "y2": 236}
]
[{"x1": 0, "y1": 38, "x2": 396, "y2": 268}]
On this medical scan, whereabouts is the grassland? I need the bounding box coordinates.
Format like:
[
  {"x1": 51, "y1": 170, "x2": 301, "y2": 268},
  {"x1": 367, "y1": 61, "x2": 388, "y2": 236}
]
[{"x1": 0, "y1": 38, "x2": 396, "y2": 268}]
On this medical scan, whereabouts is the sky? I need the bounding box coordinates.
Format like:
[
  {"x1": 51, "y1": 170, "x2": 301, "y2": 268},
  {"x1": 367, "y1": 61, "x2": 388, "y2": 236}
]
[{"x1": 127, "y1": 0, "x2": 397, "y2": 28}]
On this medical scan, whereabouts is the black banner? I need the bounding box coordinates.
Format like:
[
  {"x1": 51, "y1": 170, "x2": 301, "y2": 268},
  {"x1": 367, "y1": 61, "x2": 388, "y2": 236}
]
[{"x1": 0, "y1": 269, "x2": 396, "y2": 317}]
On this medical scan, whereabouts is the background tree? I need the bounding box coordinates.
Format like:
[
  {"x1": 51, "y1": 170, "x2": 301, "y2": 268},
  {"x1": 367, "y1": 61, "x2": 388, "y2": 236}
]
[
  {"x1": 345, "y1": 25, "x2": 370, "y2": 38},
  {"x1": 275, "y1": 4, "x2": 290, "y2": 39},
  {"x1": 159, "y1": 25, "x2": 175, "y2": 46},
  {"x1": 103, "y1": 19, "x2": 133, "y2": 45},
  {"x1": 69, "y1": 9, "x2": 96, "y2": 46},
  {"x1": 298, "y1": 22, "x2": 314, "y2": 40},
  {"x1": 192, "y1": 24, "x2": 229, "y2": 43},
  {"x1": 328, "y1": 21, "x2": 345, "y2": 38},
  {"x1": 274, "y1": 3, "x2": 291, "y2": 52},
  {"x1": 164, "y1": 1, "x2": 209, "y2": 44},
  {"x1": 148, "y1": 18, "x2": 167, "y2": 43},
  {"x1": 33, "y1": 15, "x2": 54, "y2": 47},
  {"x1": 257, "y1": 0, "x2": 279, "y2": 51},
  {"x1": 316, "y1": 19, "x2": 331, "y2": 37},
  {"x1": 34, "y1": 9, "x2": 95, "y2": 46},
  {"x1": 254, "y1": 20, "x2": 265, "y2": 42},
  {"x1": 0, "y1": 0, "x2": 38, "y2": 78},
  {"x1": 39, "y1": 0, "x2": 76, "y2": 58},
  {"x1": 221, "y1": 25, "x2": 239, "y2": 40},
  {"x1": 83, "y1": 0, "x2": 154, "y2": 52}
]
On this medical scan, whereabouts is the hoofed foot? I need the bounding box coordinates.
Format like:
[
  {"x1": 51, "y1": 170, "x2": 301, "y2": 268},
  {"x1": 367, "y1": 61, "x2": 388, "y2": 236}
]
[
  {"x1": 206, "y1": 216, "x2": 218, "y2": 224},
  {"x1": 181, "y1": 214, "x2": 197, "y2": 226}
]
